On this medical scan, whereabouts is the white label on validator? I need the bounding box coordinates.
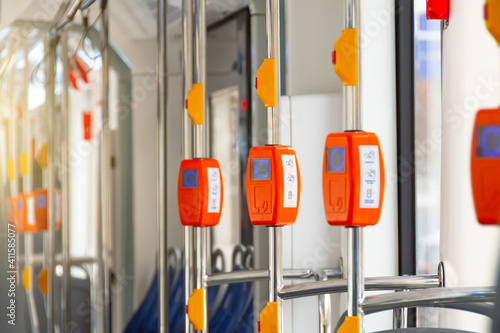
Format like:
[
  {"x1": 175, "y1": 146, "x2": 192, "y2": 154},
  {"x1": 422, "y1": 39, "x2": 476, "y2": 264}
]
[
  {"x1": 207, "y1": 168, "x2": 221, "y2": 213},
  {"x1": 282, "y1": 155, "x2": 298, "y2": 208},
  {"x1": 27, "y1": 197, "x2": 35, "y2": 226},
  {"x1": 359, "y1": 145, "x2": 380, "y2": 209}
]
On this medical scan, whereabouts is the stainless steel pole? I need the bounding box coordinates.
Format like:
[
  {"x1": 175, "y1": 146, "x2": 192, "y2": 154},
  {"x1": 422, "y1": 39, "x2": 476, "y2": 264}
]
[
  {"x1": 266, "y1": 0, "x2": 280, "y2": 145},
  {"x1": 204, "y1": 269, "x2": 315, "y2": 286},
  {"x1": 193, "y1": 0, "x2": 208, "y2": 330},
  {"x1": 278, "y1": 275, "x2": 441, "y2": 300},
  {"x1": 266, "y1": 0, "x2": 283, "y2": 331},
  {"x1": 61, "y1": 30, "x2": 71, "y2": 332},
  {"x1": 45, "y1": 35, "x2": 57, "y2": 333},
  {"x1": 100, "y1": 1, "x2": 112, "y2": 332},
  {"x1": 347, "y1": 227, "x2": 363, "y2": 318},
  {"x1": 344, "y1": 0, "x2": 363, "y2": 329},
  {"x1": 193, "y1": 0, "x2": 206, "y2": 159},
  {"x1": 182, "y1": 0, "x2": 194, "y2": 331},
  {"x1": 362, "y1": 287, "x2": 497, "y2": 314},
  {"x1": 23, "y1": 41, "x2": 40, "y2": 333},
  {"x1": 158, "y1": 0, "x2": 169, "y2": 332},
  {"x1": 319, "y1": 272, "x2": 331, "y2": 333},
  {"x1": 344, "y1": 0, "x2": 361, "y2": 131}
]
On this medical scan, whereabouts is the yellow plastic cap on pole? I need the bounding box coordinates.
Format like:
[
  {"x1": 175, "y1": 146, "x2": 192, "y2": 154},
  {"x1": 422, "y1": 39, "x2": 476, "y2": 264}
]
[
  {"x1": 37, "y1": 144, "x2": 48, "y2": 169},
  {"x1": 258, "y1": 302, "x2": 279, "y2": 333},
  {"x1": 7, "y1": 158, "x2": 15, "y2": 180},
  {"x1": 256, "y1": 58, "x2": 276, "y2": 107},
  {"x1": 486, "y1": 0, "x2": 500, "y2": 46},
  {"x1": 187, "y1": 288, "x2": 205, "y2": 330},
  {"x1": 19, "y1": 152, "x2": 29, "y2": 176},
  {"x1": 38, "y1": 269, "x2": 48, "y2": 295},
  {"x1": 186, "y1": 83, "x2": 204, "y2": 125},
  {"x1": 333, "y1": 28, "x2": 358, "y2": 86},
  {"x1": 22, "y1": 267, "x2": 30, "y2": 290},
  {"x1": 338, "y1": 316, "x2": 360, "y2": 333}
]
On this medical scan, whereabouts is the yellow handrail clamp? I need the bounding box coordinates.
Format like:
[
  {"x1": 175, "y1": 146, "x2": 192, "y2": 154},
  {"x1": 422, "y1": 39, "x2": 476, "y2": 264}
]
[
  {"x1": 187, "y1": 288, "x2": 205, "y2": 330},
  {"x1": 7, "y1": 158, "x2": 15, "y2": 180},
  {"x1": 486, "y1": 0, "x2": 500, "y2": 46},
  {"x1": 19, "y1": 152, "x2": 29, "y2": 176},
  {"x1": 256, "y1": 58, "x2": 276, "y2": 107},
  {"x1": 37, "y1": 144, "x2": 49, "y2": 169},
  {"x1": 186, "y1": 83, "x2": 204, "y2": 125},
  {"x1": 258, "y1": 302, "x2": 279, "y2": 333},
  {"x1": 333, "y1": 28, "x2": 358, "y2": 86},
  {"x1": 338, "y1": 316, "x2": 360, "y2": 333}
]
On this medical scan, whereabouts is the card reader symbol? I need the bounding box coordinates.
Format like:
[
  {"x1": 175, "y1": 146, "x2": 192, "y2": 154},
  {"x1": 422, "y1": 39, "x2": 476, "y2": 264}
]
[{"x1": 260, "y1": 200, "x2": 270, "y2": 213}]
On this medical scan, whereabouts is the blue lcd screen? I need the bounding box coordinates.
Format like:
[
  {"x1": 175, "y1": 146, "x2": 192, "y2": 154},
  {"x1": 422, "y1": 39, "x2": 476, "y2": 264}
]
[
  {"x1": 326, "y1": 147, "x2": 345, "y2": 173},
  {"x1": 181, "y1": 170, "x2": 198, "y2": 188},
  {"x1": 476, "y1": 125, "x2": 500, "y2": 158},
  {"x1": 250, "y1": 158, "x2": 271, "y2": 180}
]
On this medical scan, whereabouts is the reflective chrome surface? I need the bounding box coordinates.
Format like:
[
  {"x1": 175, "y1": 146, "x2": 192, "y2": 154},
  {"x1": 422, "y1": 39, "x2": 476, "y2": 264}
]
[
  {"x1": 204, "y1": 269, "x2": 315, "y2": 287},
  {"x1": 278, "y1": 275, "x2": 441, "y2": 300},
  {"x1": 157, "y1": 0, "x2": 169, "y2": 331},
  {"x1": 362, "y1": 287, "x2": 497, "y2": 314},
  {"x1": 61, "y1": 31, "x2": 71, "y2": 332}
]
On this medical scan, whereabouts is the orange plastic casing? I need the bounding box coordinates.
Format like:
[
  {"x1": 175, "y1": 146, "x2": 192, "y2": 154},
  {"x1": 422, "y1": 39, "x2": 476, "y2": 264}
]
[
  {"x1": 177, "y1": 159, "x2": 223, "y2": 227},
  {"x1": 322, "y1": 132, "x2": 385, "y2": 226},
  {"x1": 246, "y1": 146, "x2": 301, "y2": 226},
  {"x1": 471, "y1": 108, "x2": 500, "y2": 225},
  {"x1": 33, "y1": 189, "x2": 48, "y2": 230}
]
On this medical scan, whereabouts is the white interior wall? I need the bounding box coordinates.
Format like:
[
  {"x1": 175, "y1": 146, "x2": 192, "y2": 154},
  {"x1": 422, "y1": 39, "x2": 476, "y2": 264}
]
[
  {"x1": 358, "y1": 1, "x2": 398, "y2": 332},
  {"x1": 286, "y1": 0, "x2": 344, "y2": 96},
  {"x1": 441, "y1": 0, "x2": 500, "y2": 331}
]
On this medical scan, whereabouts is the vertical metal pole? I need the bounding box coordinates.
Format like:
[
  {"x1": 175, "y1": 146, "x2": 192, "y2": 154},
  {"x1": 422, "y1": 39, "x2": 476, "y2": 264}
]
[
  {"x1": 45, "y1": 36, "x2": 57, "y2": 333},
  {"x1": 100, "y1": 1, "x2": 112, "y2": 332},
  {"x1": 195, "y1": 228, "x2": 208, "y2": 332},
  {"x1": 395, "y1": 0, "x2": 416, "y2": 326},
  {"x1": 183, "y1": 0, "x2": 194, "y2": 331},
  {"x1": 158, "y1": 0, "x2": 169, "y2": 331},
  {"x1": 193, "y1": 0, "x2": 208, "y2": 331},
  {"x1": 193, "y1": 0, "x2": 206, "y2": 159},
  {"x1": 393, "y1": 307, "x2": 408, "y2": 329},
  {"x1": 343, "y1": 0, "x2": 364, "y2": 330},
  {"x1": 347, "y1": 228, "x2": 363, "y2": 318},
  {"x1": 266, "y1": 0, "x2": 283, "y2": 331},
  {"x1": 266, "y1": 0, "x2": 280, "y2": 145},
  {"x1": 61, "y1": 30, "x2": 71, "y2": 331},
  {"x1": 23, "y1": 41, "x2": 40, "y2": 333},
  {"x1": 184, "y1": 227, "x2": 194, "y2": 333},
  {"x1": 344, "y1": 0, "x2": 361, "y2": 131},
  {"x1": 268, "y1": 227, "x2": 283, "y2": 325},
  {"x1": 319, "y1": 272, "x2": 332, "y2": 333}
]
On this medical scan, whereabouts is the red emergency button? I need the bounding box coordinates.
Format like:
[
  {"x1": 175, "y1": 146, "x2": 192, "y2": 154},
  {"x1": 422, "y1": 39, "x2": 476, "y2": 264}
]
[{"x1": 426, "y1": 0, "x2": 449, "y2": 21}]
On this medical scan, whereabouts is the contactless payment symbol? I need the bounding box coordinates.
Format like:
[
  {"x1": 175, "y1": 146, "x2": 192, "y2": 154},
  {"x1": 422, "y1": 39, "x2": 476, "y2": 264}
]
[
  {"x1": 182, "y1": 170, "x2": 198, "y2": 188},
  {"x1": 327, "y1": 147, "x2": 345, "y2": 173},
  {"x1": 251, "y1": 158, "x2": 271, "y2": 180},
  {"x1": 36, "y1": 195, "x2": 46, "y2": 208}
]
